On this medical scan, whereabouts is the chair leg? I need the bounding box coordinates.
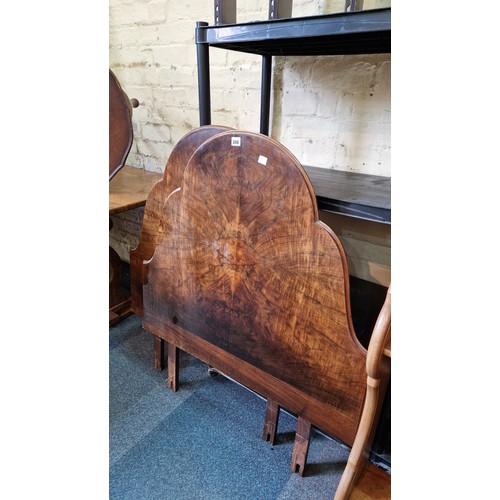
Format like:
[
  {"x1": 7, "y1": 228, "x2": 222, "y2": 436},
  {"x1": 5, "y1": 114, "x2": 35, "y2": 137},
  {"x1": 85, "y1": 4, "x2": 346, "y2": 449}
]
[
  {"x1": 290, "y1": 417, "x2": 312, "y2": 476},
  {"x1": 262, "y1": 399, "x2": 280, "y2": 446},
  {"x1": 334, "y1": 376, "x2": 380, "y2": 500}
]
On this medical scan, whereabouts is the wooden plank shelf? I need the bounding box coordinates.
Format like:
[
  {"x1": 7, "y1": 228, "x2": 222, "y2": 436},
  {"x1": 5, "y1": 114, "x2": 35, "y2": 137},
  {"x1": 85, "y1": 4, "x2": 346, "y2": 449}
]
[{"x1": 304, "y1": 166, "x2": 390, "y2": 224}]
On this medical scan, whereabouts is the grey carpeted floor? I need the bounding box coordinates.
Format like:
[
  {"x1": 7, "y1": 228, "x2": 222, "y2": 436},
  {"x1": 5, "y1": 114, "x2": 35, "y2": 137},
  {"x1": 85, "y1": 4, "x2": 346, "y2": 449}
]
[{"x1": 110, "y1": 314, "x2": 353, "y2": 499}]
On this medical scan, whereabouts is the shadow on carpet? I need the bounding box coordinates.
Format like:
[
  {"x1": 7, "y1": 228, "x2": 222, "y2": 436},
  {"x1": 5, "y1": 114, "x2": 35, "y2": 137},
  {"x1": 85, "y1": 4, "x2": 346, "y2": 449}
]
[{"x1": 110, "y1": 314, "x2": 350, "y2": 499}]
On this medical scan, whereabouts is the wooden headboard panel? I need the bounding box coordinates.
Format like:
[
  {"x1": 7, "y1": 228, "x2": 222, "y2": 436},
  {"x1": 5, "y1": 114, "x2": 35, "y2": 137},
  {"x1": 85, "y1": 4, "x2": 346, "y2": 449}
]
[
  {"x1": 130, "y1": 126, "x2": 232, "y2": 316},
  {"x1": 142, "y1": 130, "x2": 369, "y2": 446}
]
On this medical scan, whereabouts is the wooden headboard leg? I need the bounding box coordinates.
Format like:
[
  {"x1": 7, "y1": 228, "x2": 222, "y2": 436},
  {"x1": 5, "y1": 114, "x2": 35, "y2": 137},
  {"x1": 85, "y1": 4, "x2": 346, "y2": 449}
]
[
  {"x1": 290, "y1": 417, "x2": 312, "y2": 476},
  {"x1": 153, "y1": 336, "x2": 165, "y2": 371},
  {"x1": 262, "y1": 399, "x2": 280, "y2": 445},
  {"x1": 167, "y1": 343, "x2": 179, "y2": 392}
]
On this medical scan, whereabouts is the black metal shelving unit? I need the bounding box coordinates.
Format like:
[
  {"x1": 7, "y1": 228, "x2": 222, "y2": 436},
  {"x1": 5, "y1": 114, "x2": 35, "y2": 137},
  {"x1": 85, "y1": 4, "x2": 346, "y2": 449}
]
[{"x1": 195, "y1": 7, "x2": 391, "y2": 223}]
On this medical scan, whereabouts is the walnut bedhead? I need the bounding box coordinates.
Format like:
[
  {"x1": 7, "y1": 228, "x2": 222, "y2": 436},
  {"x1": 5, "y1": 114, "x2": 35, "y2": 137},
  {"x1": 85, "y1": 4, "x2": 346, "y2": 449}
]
[{"x1": 131, "y1": 127, "x2": 391, "y2": 499}]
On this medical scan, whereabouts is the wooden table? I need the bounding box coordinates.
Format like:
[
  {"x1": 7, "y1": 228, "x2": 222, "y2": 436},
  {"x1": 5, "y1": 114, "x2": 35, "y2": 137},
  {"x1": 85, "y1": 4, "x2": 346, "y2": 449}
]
[
  {"x1": 109, "y1": 166, "x2": 162, "y2": 324},
  {"x1": 110, "y1": 166, "x2": 163, "y2": 215}
]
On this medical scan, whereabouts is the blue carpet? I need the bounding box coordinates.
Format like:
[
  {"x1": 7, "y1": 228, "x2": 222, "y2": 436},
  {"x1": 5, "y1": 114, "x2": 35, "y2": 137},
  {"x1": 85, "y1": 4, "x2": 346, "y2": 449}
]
[{"x1": 110, "y1": 314, "x2": 350, "y2": 499}]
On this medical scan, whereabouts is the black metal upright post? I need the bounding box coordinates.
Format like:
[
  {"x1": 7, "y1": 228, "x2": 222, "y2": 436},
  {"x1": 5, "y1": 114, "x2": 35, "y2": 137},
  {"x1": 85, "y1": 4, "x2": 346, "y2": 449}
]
[
  {"x1": 196, "y1": 22, "x2": 211, "y2": 126},
  {"x1": 260, "y1": 54, "x2": 272, "y2": 136}
]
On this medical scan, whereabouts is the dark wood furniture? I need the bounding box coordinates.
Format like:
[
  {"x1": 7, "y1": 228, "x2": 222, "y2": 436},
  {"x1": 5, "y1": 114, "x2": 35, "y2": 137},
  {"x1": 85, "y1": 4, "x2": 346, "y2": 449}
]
[
  {"x1": 304, "y1": 166, "x2": 390, "y2": 224},
  {"x1": 138, "y1": 129, "x2": 391, "y2": 499},
  {"x1": 110, "y1": 166, "x2": 163, "y2": 215},
  {"x1": 109, "y1": 166, "x2": 162, "y2": 325},
  {"x1": 109, "y1": 69, "x2": 136, "y2": 325},
  {"x1": 109, "y1": 69, "x2": 135, "y2": 181},
  {"x1": 109, "y1": 68, "x2": 152, "y2": 325}
]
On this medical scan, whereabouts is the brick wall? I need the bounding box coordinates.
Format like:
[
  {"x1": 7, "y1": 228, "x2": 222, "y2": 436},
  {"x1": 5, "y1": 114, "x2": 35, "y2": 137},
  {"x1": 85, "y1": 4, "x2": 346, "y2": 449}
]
[{"x1": 109, "y1": 0, "x2": 391, "y2": 286}]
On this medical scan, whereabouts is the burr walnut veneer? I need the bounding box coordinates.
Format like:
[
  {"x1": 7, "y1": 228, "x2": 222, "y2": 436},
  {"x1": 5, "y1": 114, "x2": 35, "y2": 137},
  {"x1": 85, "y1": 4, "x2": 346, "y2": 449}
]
[
  {"x1": 130, "y1": 126, "x2": 231, "y2": 319},
  {"x1": 135, "y1": 129, "x2": 391, "y2": 499}
]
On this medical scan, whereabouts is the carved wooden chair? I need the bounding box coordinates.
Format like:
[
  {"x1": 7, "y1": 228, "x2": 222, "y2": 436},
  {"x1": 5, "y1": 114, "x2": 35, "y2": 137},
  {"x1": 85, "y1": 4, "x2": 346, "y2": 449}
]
[{"x1": 134, "y1": 129, "x2": 391, "y2": 499}]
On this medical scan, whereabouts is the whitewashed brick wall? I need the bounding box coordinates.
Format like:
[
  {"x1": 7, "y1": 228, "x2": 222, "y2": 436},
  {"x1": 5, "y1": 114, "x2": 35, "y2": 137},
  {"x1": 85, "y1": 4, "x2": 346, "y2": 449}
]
[{"x1": 109, "y1": 0, "x2": 391, "y2": 285}]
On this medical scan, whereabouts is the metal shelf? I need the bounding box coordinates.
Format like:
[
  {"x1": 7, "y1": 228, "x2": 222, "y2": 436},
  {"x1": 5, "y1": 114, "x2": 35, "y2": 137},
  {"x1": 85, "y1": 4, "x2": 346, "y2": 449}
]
[
  {"x1": 304, "y1": 166, "x2": 390, "y2": 224},
  {"x1": 196, "y1": 8, "x2": 390, "y2": 56}
]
